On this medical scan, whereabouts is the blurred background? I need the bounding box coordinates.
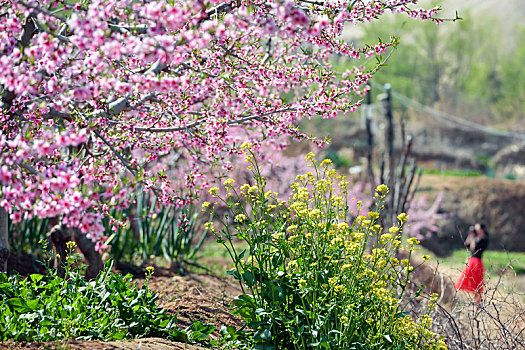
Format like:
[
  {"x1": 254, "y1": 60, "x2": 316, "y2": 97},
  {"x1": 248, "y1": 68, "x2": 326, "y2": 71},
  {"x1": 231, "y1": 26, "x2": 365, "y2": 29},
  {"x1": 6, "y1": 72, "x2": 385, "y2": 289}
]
[{"x1": 295, "y1": 0, "x2": 525, "y2": 291}]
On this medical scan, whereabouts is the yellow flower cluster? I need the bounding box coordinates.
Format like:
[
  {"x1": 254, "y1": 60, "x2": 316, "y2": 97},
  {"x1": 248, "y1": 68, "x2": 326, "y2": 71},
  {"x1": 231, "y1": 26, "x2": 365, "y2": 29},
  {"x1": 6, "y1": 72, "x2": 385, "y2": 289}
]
[
  {"x1": 209, "y1": 187, "x2": 219, "y2": 196},
  {"x1": 223, "y1": 178, "x2": 235, "y2": 187},
  {"x1": 207, "y1": 151, "x2": 444, "y2": 350}
]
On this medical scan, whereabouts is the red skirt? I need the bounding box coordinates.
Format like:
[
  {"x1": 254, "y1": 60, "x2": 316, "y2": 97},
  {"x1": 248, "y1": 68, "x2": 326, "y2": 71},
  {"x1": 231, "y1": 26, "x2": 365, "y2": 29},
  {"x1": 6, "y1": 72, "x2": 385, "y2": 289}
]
[{"x1": 455, "y1": 256, "x2": 484, "y2": 293}]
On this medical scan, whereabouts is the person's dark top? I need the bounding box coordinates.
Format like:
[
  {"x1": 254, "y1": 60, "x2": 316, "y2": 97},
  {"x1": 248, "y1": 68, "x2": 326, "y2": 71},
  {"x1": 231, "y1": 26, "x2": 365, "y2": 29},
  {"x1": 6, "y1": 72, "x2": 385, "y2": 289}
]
[{"x1": 466, "y1": 236, "x2": 489, "y2": 259}]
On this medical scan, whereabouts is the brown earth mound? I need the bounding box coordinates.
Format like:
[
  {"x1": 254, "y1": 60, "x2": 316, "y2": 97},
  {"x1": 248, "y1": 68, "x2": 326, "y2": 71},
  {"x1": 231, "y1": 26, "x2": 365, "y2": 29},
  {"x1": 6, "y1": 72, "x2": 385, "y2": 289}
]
[{"x1": 417, "y1": 175, "x2": 525, "y2": 255}]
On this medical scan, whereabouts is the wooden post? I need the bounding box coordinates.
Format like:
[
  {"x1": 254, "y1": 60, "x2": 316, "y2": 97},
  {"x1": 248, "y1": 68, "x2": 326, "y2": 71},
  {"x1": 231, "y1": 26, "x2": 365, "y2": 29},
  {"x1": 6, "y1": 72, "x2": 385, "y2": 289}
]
[
  {"x1": 378, "y1": 83, "x2": 395, "y2": 227},
  {"x1": 366, "y1": 83, "x2": 420, "y2": 240},
  {"x1": 364, "y1": 84, "x2": 375, "y2": 194},
  {"x1": 0, "y1": 207, "x2": 9, "y2": 273}
]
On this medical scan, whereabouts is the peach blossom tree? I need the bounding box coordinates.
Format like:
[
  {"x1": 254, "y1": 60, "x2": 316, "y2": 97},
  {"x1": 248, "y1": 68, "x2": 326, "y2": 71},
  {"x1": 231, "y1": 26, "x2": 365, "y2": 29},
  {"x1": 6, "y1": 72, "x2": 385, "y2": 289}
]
[{"x1": 0, "y1": 0, "x2": 444, "y2": 271}]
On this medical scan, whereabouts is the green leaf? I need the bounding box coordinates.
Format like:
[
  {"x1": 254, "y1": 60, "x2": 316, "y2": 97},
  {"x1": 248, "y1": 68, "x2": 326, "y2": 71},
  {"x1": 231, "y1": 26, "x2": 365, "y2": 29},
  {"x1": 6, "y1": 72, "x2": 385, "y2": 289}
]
[
  {"x1": 111, "y1": 332, "x2": 127, "y2": 340},
  {"x1": 29, "y1": 274, "x2": 44, "y2": 283},
  {"x1": 25, "y1": 299, "x2": 39, "y2": 310},
  {"x1": 242, "y1": 271, "x2": 255, "y2": 287},
  {"x1": 7, "y1": 298, "x2": 29, "y2": 312},
  {"x1": 253, "y1": 327, "x2": 272, "y2": 341}
]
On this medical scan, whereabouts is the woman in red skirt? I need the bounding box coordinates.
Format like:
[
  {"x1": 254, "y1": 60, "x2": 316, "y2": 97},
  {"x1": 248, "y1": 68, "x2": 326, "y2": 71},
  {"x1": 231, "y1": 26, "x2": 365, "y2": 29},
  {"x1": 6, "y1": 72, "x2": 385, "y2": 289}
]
[{"x1": 455, "y1": 223, "x2": 489, "y2": 304}]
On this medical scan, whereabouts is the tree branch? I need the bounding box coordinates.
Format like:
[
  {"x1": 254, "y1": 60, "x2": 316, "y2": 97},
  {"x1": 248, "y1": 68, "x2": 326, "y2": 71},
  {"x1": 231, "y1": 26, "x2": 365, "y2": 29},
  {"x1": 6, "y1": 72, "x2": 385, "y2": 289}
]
[{"x1": 134, "y1": 108, "x2": 295, "y2": 133}]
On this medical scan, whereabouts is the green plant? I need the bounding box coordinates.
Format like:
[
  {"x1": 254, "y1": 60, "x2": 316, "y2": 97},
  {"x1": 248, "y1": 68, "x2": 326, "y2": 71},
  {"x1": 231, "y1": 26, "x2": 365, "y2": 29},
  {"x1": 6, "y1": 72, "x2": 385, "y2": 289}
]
[
  {"x1": 206, "y1": 146, "x2": 447, "y2": 350},
  {"x1": 8, "y1": 216, "x2": 49, "y2": 254},
  {"x1": 105, "y1": 190, "x2": 209, "y2": 269},
  {"x1": 0, "y1": 241, "x2": 214, "y2": 342}
]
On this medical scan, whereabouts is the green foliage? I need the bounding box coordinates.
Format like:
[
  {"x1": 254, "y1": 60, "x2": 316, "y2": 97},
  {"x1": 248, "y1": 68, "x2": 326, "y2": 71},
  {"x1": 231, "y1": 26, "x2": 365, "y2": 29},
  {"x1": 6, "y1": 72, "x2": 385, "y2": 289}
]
[
  {"x1": 104, "y1": 190, "x2": 209, "y2": 269},
  {"x1": 324, "y1": 149, "x2": 352, "y2": 169},
  {"x1": 207, "y1": 147, "x2": 447, "y2": 350},
  {"x1": 7, "y1": 191, "x2": 209, "y2": 272},
  {"x1": 504, "y1": 173, "x2": 517, "y2": 181},
  {"x1": 0, "y1": 242, "x2": 214, "y2": 343}
]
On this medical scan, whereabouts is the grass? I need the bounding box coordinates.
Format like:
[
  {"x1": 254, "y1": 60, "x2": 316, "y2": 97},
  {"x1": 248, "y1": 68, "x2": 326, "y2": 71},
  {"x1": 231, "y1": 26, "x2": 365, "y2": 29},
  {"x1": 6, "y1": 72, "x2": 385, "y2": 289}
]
[
  {"x1": 421, "y1": 168, "x2": 484, "y2": 177},
  {"x1": 192, "y1": 240, "x2": 249, "y2": 277},
  {"x1": 418, "y1": 247, "x2": 525, "y2": 279},
  {"x1": 446, "y1": 249, "x2": 525, "y2": 275}
]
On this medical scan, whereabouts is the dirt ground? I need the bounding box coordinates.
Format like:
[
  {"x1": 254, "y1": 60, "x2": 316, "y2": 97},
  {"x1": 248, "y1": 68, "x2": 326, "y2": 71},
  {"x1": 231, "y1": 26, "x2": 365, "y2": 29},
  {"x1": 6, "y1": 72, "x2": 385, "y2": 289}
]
[
  {"x1": 0, "y1": 338, "x2": 206, "y2": 350},
  {"x1": 412, "y1": 174, "x2": 525, "y2": 255}
]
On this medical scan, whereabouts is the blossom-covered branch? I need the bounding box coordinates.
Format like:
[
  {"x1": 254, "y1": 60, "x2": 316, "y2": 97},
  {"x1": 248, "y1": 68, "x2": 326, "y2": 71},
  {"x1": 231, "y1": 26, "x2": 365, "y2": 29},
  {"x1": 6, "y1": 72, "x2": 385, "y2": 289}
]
[{"x1": 0, "y1": 0, "x2": 443, "y2": 245}]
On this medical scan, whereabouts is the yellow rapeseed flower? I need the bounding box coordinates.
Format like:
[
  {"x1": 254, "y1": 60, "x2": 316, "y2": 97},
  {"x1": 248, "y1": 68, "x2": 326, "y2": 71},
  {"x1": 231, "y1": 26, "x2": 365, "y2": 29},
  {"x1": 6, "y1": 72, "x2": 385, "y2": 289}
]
[
  {"x1": 272, "y1": 232, "x2": 284, "y2": 241},
  {"x1": 375, "y1": 183, "x2": 388, "y2": 193},
  {"x1": 380, "y1": 233, "x2": 393, "y2": 243},
  {"x1": 209, "y1": 187, "x2": 219, "y2": 195},
  {"x1": 327, "y1": 169, "x2": 337, "y2": 177},
  {"x1": 66, "y1": 241, "x2": 77, "y2": 250},
  {"x1": 223, "y1": 178, "x2": 235, "y2": 187},
  {"x1": 337, "y1": 222, "x2": 349, "y2": 231},
  {"x1": 367, "y1": 211, "x2": 380, "y2": 220},
  {"x1": 298, "y1": 279, "x2": 307, "y2": 287},
  {"x1": 305, "y1": 152, "x2": 315, "y2": 161},
  {"x1": 352, "y1": 232, "x2": 364, "y2": 241},
  {"x1": 235, "y1": 214, "x2": 246, "y2": 222},
  {"x1": 341, "y1": 263, "x2": 352, "y2": 271},
  {"x1": 320, "y1": 158, "x2": 333, "y2": 167},
  {"x1": 334, "y1": 285, "x2": 346, "y2": 293},
  {"x1": 389, "y1": 226, "x2": 400, "y2": 234},
  {"x1": 407, "y1": 237, "x2": 420, "y2": 245},
  {"x1": 397, "y1": 212, "x2": 409, "y2": 222}
]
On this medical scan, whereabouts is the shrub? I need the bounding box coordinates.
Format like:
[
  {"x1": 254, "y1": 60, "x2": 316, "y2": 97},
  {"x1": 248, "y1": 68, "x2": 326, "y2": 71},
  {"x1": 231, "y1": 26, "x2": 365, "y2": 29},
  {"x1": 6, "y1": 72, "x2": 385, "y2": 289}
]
[
  {"x1": 0, "y1": 241, "x2": 213, "y2": 342},
  {"x1": 207, "y1": 146, "x2": 447, "y2": 349}
]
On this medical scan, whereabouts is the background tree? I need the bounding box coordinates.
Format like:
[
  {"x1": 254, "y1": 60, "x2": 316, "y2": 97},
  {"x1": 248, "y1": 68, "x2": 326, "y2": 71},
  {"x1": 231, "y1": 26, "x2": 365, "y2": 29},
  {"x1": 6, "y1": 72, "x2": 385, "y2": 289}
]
[
  {"x1": 358, "y1": 6, "x2": 525, "y2": 122},
  {"x1": 0, "y1": 0, "x2": 444, "y2": 273}
]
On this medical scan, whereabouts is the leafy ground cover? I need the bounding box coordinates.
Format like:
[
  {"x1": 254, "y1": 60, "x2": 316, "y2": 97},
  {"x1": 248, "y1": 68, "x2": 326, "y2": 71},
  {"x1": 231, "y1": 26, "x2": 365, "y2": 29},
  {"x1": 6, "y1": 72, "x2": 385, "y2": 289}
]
[
  {"x1": 2, "y1": 242, "x2": 524, "y2": 349},
  {"x1": 0, "y1": 242, "x2": 213, "y2": 345}
]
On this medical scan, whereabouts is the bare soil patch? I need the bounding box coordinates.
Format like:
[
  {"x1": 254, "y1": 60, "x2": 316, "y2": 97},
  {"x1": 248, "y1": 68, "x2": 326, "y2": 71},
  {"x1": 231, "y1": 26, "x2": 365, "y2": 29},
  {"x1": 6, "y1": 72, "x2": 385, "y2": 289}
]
[{"x1": 0, "y1": 338, "x2": 206, "y2": 350}]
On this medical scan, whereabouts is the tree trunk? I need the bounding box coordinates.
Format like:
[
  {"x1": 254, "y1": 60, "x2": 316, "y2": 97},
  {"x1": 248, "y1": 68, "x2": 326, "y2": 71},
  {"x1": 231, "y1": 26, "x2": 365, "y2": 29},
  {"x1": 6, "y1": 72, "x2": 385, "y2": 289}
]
[
  {"x1": 0, "y1": 207, "x2": 9, "y2": 273},
  {"x1": 49, "y1": 224, "x2": 103, "y2": 279}
]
